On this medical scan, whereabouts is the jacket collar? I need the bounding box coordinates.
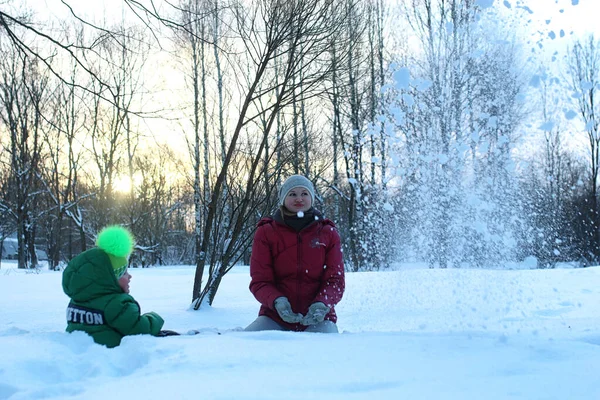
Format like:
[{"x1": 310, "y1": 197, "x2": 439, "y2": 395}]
[{"x1": 272, "y1": 206, "x2": 323, "y2": 232}]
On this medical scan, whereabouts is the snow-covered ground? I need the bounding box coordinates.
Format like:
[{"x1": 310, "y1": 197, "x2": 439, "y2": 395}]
[{"x1": 1, "y1": 261, "x2": 599, "y2": 400}]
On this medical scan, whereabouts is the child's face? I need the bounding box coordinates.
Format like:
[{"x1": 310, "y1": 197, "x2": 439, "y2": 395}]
[
  {"x1": 284, "y1": 187, "x2": 312, "y2": 212},
  {"x1": 118, "y1": 271, "x2": 131, "y2": 293}
]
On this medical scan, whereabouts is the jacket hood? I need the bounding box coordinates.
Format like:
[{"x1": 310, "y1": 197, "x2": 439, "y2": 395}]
[{"x1": 62, "y1": 248, "x2": 123, "y2": 302}]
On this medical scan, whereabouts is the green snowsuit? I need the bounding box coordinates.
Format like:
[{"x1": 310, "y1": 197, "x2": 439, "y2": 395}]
[{"x1": 62, "y1": 248, "x2": 164, "y2": 348}]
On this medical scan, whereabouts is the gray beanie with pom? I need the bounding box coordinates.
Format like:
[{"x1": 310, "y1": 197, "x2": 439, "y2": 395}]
[{"x1": 278, "y1": 175, "x2": 315, "y2": 206}]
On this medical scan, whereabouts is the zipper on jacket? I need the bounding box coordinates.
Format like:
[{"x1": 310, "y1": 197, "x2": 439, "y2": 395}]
[{"x1": 297, "y1": 233, "x2": 302, "y2": 311}]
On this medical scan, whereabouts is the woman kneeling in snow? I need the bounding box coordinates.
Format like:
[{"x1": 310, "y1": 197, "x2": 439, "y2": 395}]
[{"x1": 245, "y1": 175, "x2": 345, "y2": 333}]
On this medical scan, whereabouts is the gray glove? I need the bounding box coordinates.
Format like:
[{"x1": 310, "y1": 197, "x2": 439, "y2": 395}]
[
  {"x1": 301, "y1": 302, "x2": 330, "y2": 326},
  {"x1": 274, "y1": 297, "x2": 303, "y2": 324}
]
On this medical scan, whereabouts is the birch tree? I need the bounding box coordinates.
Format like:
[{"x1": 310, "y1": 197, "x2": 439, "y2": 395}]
[{"x1": 177, "y1": 0, "x2": 212, "y2": 282}]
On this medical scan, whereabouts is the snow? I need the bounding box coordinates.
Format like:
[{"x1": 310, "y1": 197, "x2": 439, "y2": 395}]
[
  {"x1": 475, "y1": 0, "x2": 494, "y2": 9},
  {"x1": 565, "y1": 109, "x2": 578, "y2": 120},
  {"x1": 393, "y1": 68, "x2": 410, "y2": 90},
  {"x1": 1, "y1": 262, "x2": 600, "y2": 399}
]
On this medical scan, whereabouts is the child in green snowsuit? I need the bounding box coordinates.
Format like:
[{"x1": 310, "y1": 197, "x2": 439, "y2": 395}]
[{"x1": 62, "y1": 226, "x2": 164, "y2": 348}]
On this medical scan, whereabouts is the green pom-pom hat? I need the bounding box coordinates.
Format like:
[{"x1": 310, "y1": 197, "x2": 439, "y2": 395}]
[{"x1": 96, "y1": 226, "x2": 135, "y2": 279}]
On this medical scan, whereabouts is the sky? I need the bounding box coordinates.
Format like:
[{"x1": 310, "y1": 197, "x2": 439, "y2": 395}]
[
  {"x1": 36, "y1": 0, "x2": 599, "y2": 54},
  {"x1": 509, "y1": 0, "x2": 599, "y2": 66},
  {"x1": 31, "y1": 0, "x2": 599, "y2": 146},
  {"x1": 40, "y1": 0, "x2": 600, "y2": 31},
  {"x1": 1, "y1": 261, "x2": 599, "y2": 399},
  {"x1": 518, "y1": 0, "x2": 599, "y2": 38}
]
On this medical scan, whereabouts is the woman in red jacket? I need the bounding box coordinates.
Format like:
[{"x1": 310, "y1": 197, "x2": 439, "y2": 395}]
[{"x1": 245, "y1": 175, "x2": 345, "y2": 333}]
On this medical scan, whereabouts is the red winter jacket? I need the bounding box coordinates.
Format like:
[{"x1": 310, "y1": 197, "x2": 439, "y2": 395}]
[{"x1": 249, "y1": 211, "x2": 345, "y2": 331}]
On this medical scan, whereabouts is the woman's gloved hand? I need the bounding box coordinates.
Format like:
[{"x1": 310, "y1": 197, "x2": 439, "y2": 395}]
[
  {"x1": 274, "y1": 297, "x2": 304, "y2": 323},
  {"x1": 301, "y1": 302, "x2": 330, "y2": 326}
]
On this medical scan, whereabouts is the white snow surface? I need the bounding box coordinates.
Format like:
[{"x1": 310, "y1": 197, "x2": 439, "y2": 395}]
[{"x1": 1, "y1": 262, "x2": 600, "y2": 400}]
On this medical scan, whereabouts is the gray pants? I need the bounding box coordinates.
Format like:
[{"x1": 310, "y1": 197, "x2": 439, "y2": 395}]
[{"x1": 244, "y1": 316, "x2": 338, "y2": 333}]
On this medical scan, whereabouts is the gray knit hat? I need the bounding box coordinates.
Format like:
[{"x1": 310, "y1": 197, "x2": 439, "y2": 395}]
[{"x1": 278, "y1": 175, "x2": 315, "y2": 206}]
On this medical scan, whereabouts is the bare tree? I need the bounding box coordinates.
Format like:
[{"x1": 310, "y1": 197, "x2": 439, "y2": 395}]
[
  {"x1": 176, "y1": 0, "x2": 213, "y2": 284},
  {"x1": 0, "y1": 167, "x2": 16, "y2": 269},
  {"x1": 389, "y1": 0, "x2": 525, "y2": 268},
  {"x1": 568, "y1": 34, "x2": 600, "y2": 259},
  {"x1": 85, "y1": 25, "x2": 149, "y2": 229},
  {"x1": 190, "y1": 0, "x2": 350, "y2": 308},
  {"x1": 0, "y1": 3, "x2": 132, "y2": 109},
  {"x1": 128, "y1": 145, "x2": 186, "y2": 266},
  {"x1": 36, "y1": 23, "x2": 98, "y2": 269},
  {"x1": 0, "y1": 43, "x2": 48, "y2": 269},
  {"x1": 332, "y1": 0, "x2": 367, "y2": 271}
]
